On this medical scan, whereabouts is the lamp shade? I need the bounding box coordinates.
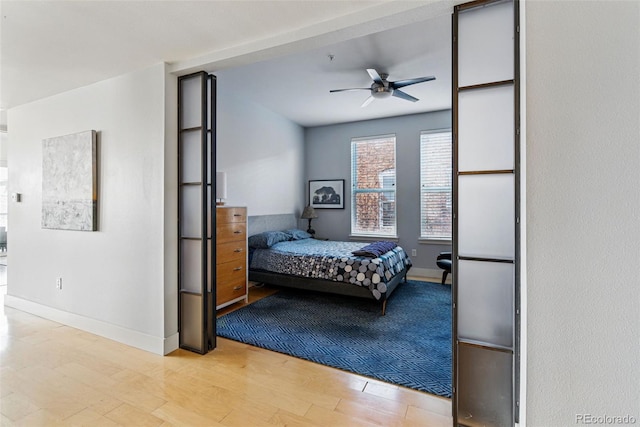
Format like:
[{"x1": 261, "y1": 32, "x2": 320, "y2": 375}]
[
  {"x1": 301, "y1": 205, "x2": 318, "y2": 219},
  {"x1": 216, "y1": 172, "x2": 227, "y2": 200}
]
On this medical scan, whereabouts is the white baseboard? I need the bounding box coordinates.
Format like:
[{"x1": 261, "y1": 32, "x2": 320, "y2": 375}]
[
  {"x1": 408, "y1": 267, "x2": 451, "y2": 284},
  {"x1": 4, "y1": 295, "x2": 177, "y2": 355},
  {"x1": 164, "y1": 333, "x2": 179, "y2": 355}
]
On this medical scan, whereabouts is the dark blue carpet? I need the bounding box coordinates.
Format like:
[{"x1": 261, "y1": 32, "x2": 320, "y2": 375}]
[{"x1": 216, "y1": 280, "x2": 452, "y2": 397}]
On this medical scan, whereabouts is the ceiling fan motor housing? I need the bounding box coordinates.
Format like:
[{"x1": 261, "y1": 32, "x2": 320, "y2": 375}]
[{"x1": 371, "y1": 82, "x2": 393, "y2": 98}]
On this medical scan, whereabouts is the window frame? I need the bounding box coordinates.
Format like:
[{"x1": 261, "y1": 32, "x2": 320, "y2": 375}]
[
  {"x1": 419, "y1": 129, "x2": 453, "y2": 242},
  {"x1": 350, "y1": 134, "x2": 397, "y2": 238}
]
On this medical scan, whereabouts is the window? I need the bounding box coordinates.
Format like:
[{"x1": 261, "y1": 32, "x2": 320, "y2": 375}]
[
  {"x1": 420, "y1": 130, "x2": 452, "y2": 240},
  {"x1": 0, "y1": 166, "x2": 6, "y2": 231},
  {"x1": 351, "y1": 135, "x2": 396, "y2": 236}
]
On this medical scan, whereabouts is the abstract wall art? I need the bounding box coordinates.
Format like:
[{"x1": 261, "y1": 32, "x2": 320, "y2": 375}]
[{"x1": 42, "y1": 130, "x2": 98, "y2": 231}]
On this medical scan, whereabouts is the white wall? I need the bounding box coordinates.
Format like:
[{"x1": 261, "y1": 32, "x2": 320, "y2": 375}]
[
  {"x1": 217, "y1": 81, "x2": 305, "y2": 218},
  {"x1": 0, "y1": 131, "x2": 7, "y2": 167},
  {"x1": 6, "y1": 63, "x2": 175, "y2": 354},
  {"x1": 526, "y1": 1, "x2": 640, "y2": 425}
]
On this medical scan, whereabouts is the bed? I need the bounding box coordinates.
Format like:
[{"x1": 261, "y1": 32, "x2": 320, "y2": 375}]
[{"x1": 247, "y1": 214, "x2": 412, "y2": 315}]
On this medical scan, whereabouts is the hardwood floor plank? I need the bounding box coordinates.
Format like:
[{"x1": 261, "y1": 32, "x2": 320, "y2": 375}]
[
  {"x1": 104, "y1": 402, "x2": 165, "y2": 427},
  {"x1": 267, "y1": 408, "x2": 324, "y2": 427},
  {"x1": 13, "y1": 409, "x2": 66, "y2": 426},
  {"x1": 304, "y1": 403, "x2": 379, "y2": 427},
  {"x1": 64, "y1": 408, "x2": 120, "y2": 426},
  {"x1": 0, "y1": 283, "x2": 452, "y2": 426},
  {"x1": 152, "y1": 401, "x2": 226, "y2": 427},
  {"x1": 0, "y1": 392, "x2": 40, "y2": 422},
  {"x1": 405, "y1": 405, "x2": 453, "y2": 427}
]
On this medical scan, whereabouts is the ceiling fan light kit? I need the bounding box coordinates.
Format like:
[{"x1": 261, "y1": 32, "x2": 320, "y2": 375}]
[{"x1": 330, "y1": 68, "x2": 435, "y2": 107}]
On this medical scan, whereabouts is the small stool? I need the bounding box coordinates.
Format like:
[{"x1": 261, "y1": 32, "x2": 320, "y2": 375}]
[{"x1": 436, "y1": 252, "x2": 452, "y2": 285}]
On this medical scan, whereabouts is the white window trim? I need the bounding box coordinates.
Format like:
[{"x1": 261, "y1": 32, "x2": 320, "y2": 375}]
[
  {"x1": 420, "y1": 128, "x2": 452, "y2": 241},
  {"x1": 350, "y1": 234, "x2": 399, "y2": 242},
  {"x1": 350, "y1": 134, "x2": 397, "y2": 238},
  {"x1": 418, "y1": 238, "x2": 452, "y2": 245}
]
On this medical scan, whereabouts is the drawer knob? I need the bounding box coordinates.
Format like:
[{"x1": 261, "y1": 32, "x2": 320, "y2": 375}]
[
  {"x1": 233, "y1": 214, "x2": 242, "y2": 217},
  {"x1": 233, "y1": 286, "x2": 243, "y2": 291},
  {"x1": 233, "y1": 266, "x2": 243, "y2": 271},
  {"x1": 233, "y1": 230, "x2": 242, "y2": 234},
  {"x1": 234, "y1": 248, "x2": 243, "y2": 253}
]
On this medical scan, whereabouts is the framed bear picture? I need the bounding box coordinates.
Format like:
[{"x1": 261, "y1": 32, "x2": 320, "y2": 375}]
[{"x1": 309, "y1": 179, "x2": 344, "y2": 209}]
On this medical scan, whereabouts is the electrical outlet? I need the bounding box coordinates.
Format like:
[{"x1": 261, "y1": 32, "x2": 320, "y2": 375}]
[
  {"x1": 56, "y1": 277, "x2": 62, "y2": 290},
  {"x1": 411, "y1": 249, "x2": 417, "y2": 257}
]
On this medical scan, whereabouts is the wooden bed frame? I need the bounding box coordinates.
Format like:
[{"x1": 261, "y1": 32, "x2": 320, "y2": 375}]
[{"x1": 247, "y1": 213, "x2": 410, "y2": 315}]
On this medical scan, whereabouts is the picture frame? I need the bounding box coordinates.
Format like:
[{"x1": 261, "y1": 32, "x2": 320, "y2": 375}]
[{"x1": 309, "y1": 179, "x2": 345, "y2": 209}]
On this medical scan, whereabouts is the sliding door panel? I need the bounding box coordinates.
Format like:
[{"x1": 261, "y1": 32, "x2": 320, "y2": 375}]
[
  {"x1": 454, "y1": 0, "x2": 519, "y2": 424},
  {"x1": 458, "y1": 174, "x2": 514, "y2": 259},
  {"x1": 458, "y1": 260, "x2": 514, "y2": 347},
  {"x1": 457, "y1": 344, "x2": 513, "y2": 427},
  {"x1": 178, "y1": 71, "x2": 216, "y2": 354},
  {"x1": 179, "y1": 293, "x2": 204, "y2": 351},
  {"x1": 457, "y1": 0, "x2": 514, "y2": 86},
  {"x1": 181, "y1": 185, "x2": 202, "y2": 238},
  {"x1": 180, "y1": 240, "x2": 202, "y2": 293},
  {"x1": 458, "y1": 85, "x2": 514, "y2": 172},
  {"x1": 180, "y1": 77, "x2": 204, "y2": 129},
  {"x1": 181, "y1": 131, "x2": 202, "y2": 183}
]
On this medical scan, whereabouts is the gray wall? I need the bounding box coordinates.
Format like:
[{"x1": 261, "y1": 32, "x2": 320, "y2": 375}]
[
  {"x1": 304, "y1": 110, "x2": 451, "y2": 273},
  {"x1": 217, "y1": 83, "x2": 306, "y2": 219}
]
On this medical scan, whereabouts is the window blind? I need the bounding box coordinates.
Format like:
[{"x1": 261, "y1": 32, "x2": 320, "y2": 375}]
[
  {"x1": 351, "y1": 135, "x2": 396, "y2": 236},
  {"x1": 420, "y1": 130, "x2": 452, "y2": 240}
]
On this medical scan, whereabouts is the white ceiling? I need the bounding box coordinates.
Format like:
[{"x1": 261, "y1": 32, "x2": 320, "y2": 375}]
[{"x1": 0, "y1": 1, "x2": 453, "y2": 129}]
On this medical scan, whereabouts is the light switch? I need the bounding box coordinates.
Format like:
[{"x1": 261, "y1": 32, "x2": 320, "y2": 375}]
[{"x1": 11, "y1": 193, "x2": 21, "y2": 202}]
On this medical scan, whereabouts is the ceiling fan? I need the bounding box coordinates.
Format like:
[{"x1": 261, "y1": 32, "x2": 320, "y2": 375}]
[{"x1": 330, "y1": 68, "x2": 436, "y2": 107}]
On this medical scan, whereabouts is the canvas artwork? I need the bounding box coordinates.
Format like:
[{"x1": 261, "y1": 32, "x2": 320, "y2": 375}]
[{"x1": 42, "y1": 130, "x2": 97, "y2": 231}]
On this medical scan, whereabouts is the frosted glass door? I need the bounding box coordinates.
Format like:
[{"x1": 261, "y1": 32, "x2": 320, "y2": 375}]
[
  {"x1": 453, "y1": 0, "x2": 520, "y2": 425},
  {"x1": 178, "y1": 71, "x2": 217, "y2": 354}
]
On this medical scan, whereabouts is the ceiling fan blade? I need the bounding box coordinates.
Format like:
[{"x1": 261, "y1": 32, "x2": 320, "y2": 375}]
[
  {"x1": 366, "y1": 69, "x2": 384, "y2": 84},
  {"x1": 392, "y1": 89, "x2": 419, "y2": 102},
  {"x1": 391, "y1": 76, "x2": 436, "y2": 89},
  {"x1": 330, "y1": 88, "x2": 370, "y2": 93},
  {"x1": 361, "y1": 96, "x2": 375, "y2": 107}
]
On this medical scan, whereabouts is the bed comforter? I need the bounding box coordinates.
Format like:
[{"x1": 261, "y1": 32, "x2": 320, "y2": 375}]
[{"x1": 249, "y1": 239, "x2": 412, "y2": 300}]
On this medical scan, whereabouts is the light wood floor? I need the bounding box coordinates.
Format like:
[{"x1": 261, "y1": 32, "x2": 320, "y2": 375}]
[{"x1": 0, "y1": 278, "x2": 452, "y2": 426}]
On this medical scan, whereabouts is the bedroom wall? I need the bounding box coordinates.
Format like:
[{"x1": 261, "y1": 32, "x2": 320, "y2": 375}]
[
  {"x1": 216, "y1": 81, "x2": 306, "y2": 221},
  {"x1": 304, "y1": 110, "x2": 451, "y2": 275},
  {"x1": 6, "y1": 63, "x2": 175, "y2": 354},
  {"x1": 526, "y1": 1, "x2": 640, "y2": 425}
]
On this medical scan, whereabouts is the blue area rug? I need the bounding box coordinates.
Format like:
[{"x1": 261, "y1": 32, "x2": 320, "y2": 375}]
[{"x1": 217, "y1": 280, "x2": 452, "y2": 397}]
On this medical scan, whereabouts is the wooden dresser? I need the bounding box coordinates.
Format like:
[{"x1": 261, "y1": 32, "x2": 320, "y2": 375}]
[{"x1": 215, "y1": 206, "x2": 248, "y2": 309}]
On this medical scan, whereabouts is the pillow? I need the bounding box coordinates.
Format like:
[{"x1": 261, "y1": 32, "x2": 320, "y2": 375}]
[
  {"x1": 284, "y1": 229, "x2": 312, "y2": 240},
  {"x1": 248, "y1": 231, "x2": 290, "y2": 249}
]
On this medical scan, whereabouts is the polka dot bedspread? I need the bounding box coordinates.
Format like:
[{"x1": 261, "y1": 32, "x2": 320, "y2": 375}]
[{"x1": 249, "y1": 239, "x2": 412, "y2": 300}]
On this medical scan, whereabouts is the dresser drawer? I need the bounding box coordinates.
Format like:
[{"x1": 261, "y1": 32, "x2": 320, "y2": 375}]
[
  {"x1": 216, "y1": 207, "x2": 247, "y2": 224},
  {"x1": 216, "y1": 223, "x2": 246, "y2": 244},
  {"x1": 217, "y1": 277, "x2": 246, "y2": 305},
  {"x1": 216, "y1": 259, "x2": 246, "y2": 284},
  {"x1": 216, "y1": 240, "x2": 246, "y2": 264}
]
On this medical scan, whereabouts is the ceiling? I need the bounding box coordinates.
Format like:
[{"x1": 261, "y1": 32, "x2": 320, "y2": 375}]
[
  {"x1": 214, "y1": 17, "x2": 451, "y2": 127},
  {"x1": 0, "y1": 1, "x2": 452, "y2": 129}
]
